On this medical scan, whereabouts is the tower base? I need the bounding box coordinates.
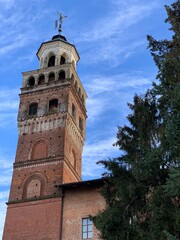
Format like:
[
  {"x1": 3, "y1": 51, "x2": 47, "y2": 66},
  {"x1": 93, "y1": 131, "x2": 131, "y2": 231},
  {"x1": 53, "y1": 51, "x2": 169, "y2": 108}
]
[{"x1": 3, "y1": 197, "x2": 62, "y2": 240}]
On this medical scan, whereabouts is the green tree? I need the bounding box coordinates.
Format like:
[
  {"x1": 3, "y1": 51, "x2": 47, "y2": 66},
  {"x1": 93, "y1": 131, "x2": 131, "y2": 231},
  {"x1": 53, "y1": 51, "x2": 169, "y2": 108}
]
[{"x1": 93, "y1": 1, "x2": 180, "y2": 239}]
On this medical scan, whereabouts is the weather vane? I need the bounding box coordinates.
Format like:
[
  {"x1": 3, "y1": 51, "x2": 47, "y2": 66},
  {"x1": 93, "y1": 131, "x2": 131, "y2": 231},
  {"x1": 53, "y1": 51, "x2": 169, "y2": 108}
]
[{"x1": 55, "y1": 12, "x2": 67, "y2": 34}]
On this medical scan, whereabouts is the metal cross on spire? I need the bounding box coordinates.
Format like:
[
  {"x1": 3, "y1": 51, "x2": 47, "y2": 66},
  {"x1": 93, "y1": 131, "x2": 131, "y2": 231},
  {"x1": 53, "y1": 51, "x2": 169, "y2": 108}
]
[{"x1": 55, "y1": 12, "x2": 67, "y2": 34}]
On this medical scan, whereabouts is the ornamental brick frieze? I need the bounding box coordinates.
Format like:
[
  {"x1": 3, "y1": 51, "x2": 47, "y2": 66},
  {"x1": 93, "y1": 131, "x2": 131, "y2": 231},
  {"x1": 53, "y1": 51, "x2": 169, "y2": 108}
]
[
  {"x1": 14, "y1": 156, "x2": 63, "y2": 170},
  {"x1": 18, "y1": 115, "x2": 66, "y2": 136},
  {"x1": 20, "y1": 85, "x2": 68, "y2": 97},
  {"x1": 66, "y1": 115, "x2": 84, "y2": 150}
]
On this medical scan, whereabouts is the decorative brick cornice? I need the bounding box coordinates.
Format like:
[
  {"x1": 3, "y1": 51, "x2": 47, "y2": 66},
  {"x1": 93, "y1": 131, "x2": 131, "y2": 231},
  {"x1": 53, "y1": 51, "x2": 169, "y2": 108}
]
[
  {"x1": 14, "y1": 156, "x2": 63, "y2": 170},
  {"x1": 66, "y1": 114, "x2": 84, "y2": 149},
  {"x1": 6, "y1": 194, "x2": 61, "y2": 205},
  {"x1": 18, "y1": 114, "x2": 66, "y2": 135}
]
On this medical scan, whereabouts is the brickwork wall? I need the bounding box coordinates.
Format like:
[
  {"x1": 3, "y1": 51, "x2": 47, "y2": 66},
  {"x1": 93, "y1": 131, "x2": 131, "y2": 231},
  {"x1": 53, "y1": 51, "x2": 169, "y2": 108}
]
[
  {"x1": 3, "y1": 38, "x2": 89, "y2": 240},
  {"x1": 64, "y1": 127, "x2": 82, "y2": 179},
  {"x1": 62, "y1": 161, "x2": 81, "y2": 183},
  {"x1": 68, "y1": 89, "x2": 86, "y2": 138},
  {"x1": 9, "y1": 161, "x2": 63, "y2": 202},
  {"x1": 18, "y1": 87, "x2": 68, "y2": 121},
  {"x1": 3, "y1": 198, "x2": 62, "y2": 240},
  {"x1": 16, "y1": 123, "x2": 65, "y2": 162},
  {"x1": 62, "y1": 186, "x2": 105, "y2": 240}
]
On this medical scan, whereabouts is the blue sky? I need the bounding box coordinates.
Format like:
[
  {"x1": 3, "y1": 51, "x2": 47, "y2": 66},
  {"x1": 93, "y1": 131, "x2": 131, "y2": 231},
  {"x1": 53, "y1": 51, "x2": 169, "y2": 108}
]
[{"x1": 0, "y1": 0, "x2": 174, "y2": 237}]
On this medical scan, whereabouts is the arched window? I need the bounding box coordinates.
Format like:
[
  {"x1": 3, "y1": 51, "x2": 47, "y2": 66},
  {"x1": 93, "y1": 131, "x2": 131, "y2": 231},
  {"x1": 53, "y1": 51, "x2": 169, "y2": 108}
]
[
  {"x1": 60, "y1": 56, "x2": 66, "y2": 65},
  {"x1": 38, "y1": 74, "x2": 45, "y2": 85},
  {"x1": 29, "y1": 103, "x2": 38, "y2": 116},
  {"x1": 26, "y1": 179, "x2": 41, "y2": 199},
  {"x1": 59, "y1": 70, "x2": 65, "y2": 80},
  {"x1": 49, "y1": 99, "x2": 58, "y2": 112},
  {"x1": 28, "y1": 76, "x2": 35, "y2": 87},
  {"x1": 23, "y1": 173, "x2": 46, "y2": 200},
  {"x1": 49, "y1": 72, "x2": 55, "y2": 82},
  {"x1": 31, "y1": 140, "x2": 48, "y2": 160},
  {"x1": 72, "y1": 103, "x2": 76, "y2": 119},
  {"x1": 48, "y1": 55, "x2": 55, "y2": 67}
]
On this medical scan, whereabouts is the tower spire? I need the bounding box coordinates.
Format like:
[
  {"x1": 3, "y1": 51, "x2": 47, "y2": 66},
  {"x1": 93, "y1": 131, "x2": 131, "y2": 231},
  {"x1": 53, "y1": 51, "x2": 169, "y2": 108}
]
[{"x1": 56, "y1": 12, "x2": 67, "y2": 34}]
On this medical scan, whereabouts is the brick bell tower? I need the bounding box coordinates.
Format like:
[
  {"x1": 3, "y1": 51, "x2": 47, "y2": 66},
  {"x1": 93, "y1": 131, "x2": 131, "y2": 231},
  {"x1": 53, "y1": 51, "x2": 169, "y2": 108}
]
[{"x1": 3, "y1": 16, "x2": 87, "y2": 240}]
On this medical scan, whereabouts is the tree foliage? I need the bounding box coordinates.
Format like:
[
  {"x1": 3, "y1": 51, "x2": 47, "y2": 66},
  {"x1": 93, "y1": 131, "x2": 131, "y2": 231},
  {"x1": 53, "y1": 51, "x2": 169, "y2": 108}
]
[{"x1": 93, "y1": 1, "x2": 180, "y2": 239}]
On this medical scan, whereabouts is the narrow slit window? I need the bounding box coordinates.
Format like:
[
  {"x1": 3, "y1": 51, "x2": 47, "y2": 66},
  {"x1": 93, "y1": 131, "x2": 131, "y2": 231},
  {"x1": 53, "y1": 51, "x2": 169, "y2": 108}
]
[
  {"x1": 79, "y1": 117, "x2": 83, "y2": 132},
  {"x1": 72, "y1": 104, "x2": 76, "y2": 119}
]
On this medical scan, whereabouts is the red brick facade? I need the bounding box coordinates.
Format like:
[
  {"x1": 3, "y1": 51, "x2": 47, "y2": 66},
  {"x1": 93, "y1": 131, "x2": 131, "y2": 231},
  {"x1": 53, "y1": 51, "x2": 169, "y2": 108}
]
[
  {"x1": 3, "y1": 198, "x2": 62, "y2": 240},
  {"x1": 3, "y1": 34, "x2": 105, "y2": 240}
]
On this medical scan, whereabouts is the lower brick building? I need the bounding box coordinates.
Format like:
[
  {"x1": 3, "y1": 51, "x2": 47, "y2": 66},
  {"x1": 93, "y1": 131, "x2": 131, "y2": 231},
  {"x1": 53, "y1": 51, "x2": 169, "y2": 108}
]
[{"x1": 3, "y1": 17, "x2": 106, "y2": 240}]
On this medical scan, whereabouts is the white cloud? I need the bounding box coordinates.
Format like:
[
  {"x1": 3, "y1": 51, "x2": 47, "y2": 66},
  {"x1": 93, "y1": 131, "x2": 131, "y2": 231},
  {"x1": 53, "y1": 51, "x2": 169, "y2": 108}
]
[
  {"x1": 84, "y1": 73, "x2": 152, "y2": 124},
  {"x1": 85, "y1": 74, "x2": 151, "y2": 95},
  {"x1": 82, "y1": 136, "x2": 119, "y2": 179},
  {"x1": 0, "y1": 191, "x2": 9, "y2": 200},
  {"x1": 0, "y1": 176, "x2": 11, "y2": 186},
  {"x1": 0, "y1": 2, "x2": 51, "y2": 61},
  {"x1": 80, "y1": 2, "x2": 158, "y2": 42},
  {"x1": 74, "y1": 0, "x2": 161, "y2": 67},
  {"x1": 0, "y1": 88, "x2": 19, "y2": 127}
]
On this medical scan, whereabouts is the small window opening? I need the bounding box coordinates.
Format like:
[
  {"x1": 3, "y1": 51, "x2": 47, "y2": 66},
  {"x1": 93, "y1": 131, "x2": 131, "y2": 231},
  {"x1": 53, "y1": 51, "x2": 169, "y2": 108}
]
[
  {"x1": 60, "y1": 56, "x2": 66, "y2": 65},
  {"x1": 82, "y1": 218, "x2": 93, "y2": 239},
  {"x1": 48, "y1": 55, "x2": 55, "y2": 67},
  {"x1": 71, "y1": 74, "x2": 74, "y2": 84},
  {"x1": 78, "y1": 88, "x2": 82, "y2": 98},
  {"x1": 38, "y1": 75, "x2": 45, "y2": 85},
  {"x1": 29, "y1": 77, "x2": 35, "y2": 87},
  {"x1": 29, "y1": 103, "x2": 38, "y2": 116},
  {"x1": 49, "y1": 72, "x2": 55, "y2": 82},
  {"x1": 74, "y1": 81, "x2": 78, "y2": 91},
  {"x1": 49, "y1": 99, "x2": 58, "y2": 112},
  {"x1": 72, "y1": 104, "x2": 76, "y2": 119},
  {"x1": 79, "y1": 117, "x2": 83, "y2": 132},
  {"x1": 59, "y1": 71, "x2": 65, "y2": 80}
]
